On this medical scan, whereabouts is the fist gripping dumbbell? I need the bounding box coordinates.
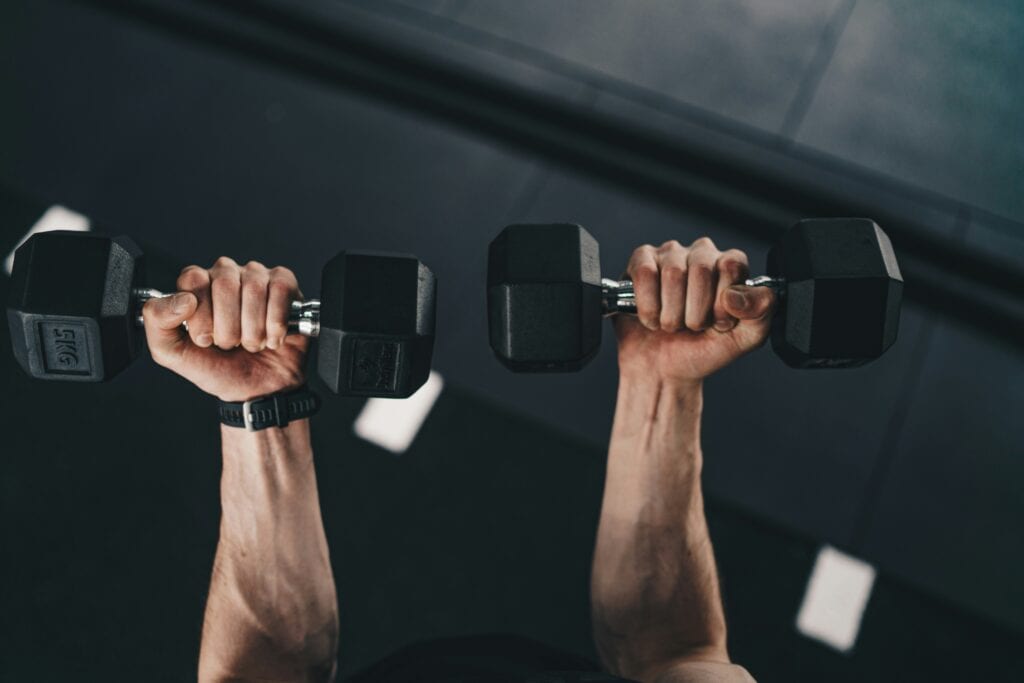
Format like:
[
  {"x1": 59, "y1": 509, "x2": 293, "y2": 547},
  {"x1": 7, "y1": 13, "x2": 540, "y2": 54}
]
[
  {"x1": 487, "y1": 218, "x2": 903, "y2": 371},
  {"x1": 7, "y1": 231, "x2": 437, "y2": 397}
]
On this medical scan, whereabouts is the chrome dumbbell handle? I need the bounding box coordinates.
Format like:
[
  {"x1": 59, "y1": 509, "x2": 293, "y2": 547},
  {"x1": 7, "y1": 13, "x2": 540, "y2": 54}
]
[
  {"x1": 599, "y1": 276, "x2": 785, "y2": 317},
  {"x1": 132, "y1": 288, "x2": 321, "y2": 337}
]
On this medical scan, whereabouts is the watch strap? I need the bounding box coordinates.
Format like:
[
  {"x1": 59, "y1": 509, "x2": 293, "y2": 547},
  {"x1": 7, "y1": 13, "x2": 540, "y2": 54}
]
[{"x1": 218, "y1": 386, "x2": 321, "y2": 431}]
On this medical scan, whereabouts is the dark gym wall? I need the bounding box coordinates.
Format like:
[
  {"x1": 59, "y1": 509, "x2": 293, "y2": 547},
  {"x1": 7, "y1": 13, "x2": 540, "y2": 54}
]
[{"x1": 2, "y1": 0, "x2": 1023, "y2": 681}]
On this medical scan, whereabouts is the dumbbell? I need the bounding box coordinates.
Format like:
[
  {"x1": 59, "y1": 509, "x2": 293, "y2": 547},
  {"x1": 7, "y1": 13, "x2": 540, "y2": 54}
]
[
  {"x1": 7, "y1": 231, "x2": 437, "y2": 397},
  {"x1": 487, "y1": 218, "x2": 903, "y2": 371}
]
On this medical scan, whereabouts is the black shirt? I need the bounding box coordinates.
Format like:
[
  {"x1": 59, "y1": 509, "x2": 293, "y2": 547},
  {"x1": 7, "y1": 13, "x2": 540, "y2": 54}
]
[{"x1": 343, "y1": 634, "x2": 637, "y2": 683}]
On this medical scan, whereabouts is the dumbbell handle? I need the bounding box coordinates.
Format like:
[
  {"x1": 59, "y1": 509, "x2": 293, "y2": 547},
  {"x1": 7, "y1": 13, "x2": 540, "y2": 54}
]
[
  {"x1": 133, "y1": 288, "x2": 322, "y2": 337},
  {"x1": 600, "y1": 276, "x2": 785, "y2": 316}
]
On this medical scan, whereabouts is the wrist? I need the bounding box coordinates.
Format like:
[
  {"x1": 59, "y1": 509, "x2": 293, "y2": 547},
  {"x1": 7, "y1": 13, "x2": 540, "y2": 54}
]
[
  {"x1": 218, "y1": 384, "x2": 320, "y2": 432},
  {"x1": 220, "y1": 418, "x2": 313, "y2": 462},
  {"x1": 215, "y1": 376, "x2": 306, "y2": 403},
  {"x1": 617, "y1": 372, "x2": 703, "y2": 402}
]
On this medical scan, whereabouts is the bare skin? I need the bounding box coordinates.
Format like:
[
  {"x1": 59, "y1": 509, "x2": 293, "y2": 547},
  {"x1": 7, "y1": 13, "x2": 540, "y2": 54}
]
[
  {"x1": 591, "y1": 237, "x2": 775, "y2": 683},
  {"x1": 143, "y1": 258, "x2": 338, "y2": 683},
  {"x1": 138, "y1": 235, "x2": 767, "y2": 682}
]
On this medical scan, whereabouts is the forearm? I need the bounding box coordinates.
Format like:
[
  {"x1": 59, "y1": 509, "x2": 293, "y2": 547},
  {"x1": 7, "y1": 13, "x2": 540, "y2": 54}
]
[
  {"x1": 591, "y1": 376, "x2": 728, "y2": 680},
  {"x1": 199, "y1": 421, "x2": 338, "y2": 683}
]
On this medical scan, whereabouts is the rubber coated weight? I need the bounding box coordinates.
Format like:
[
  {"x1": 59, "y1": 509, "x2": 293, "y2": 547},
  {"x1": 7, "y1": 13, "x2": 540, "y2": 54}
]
[
  {"x1": 766, "y1": 218, "x2": 902, "y2": 368},
  {"x1": 318, "y1": 251, "x2": 436, "y2": 397},
  {"x1": 7, "y1": 231, "x2": 144, "y2": 381},
  {"x1": 487, "y1": 224, "x2": 603, "y2": 371}
]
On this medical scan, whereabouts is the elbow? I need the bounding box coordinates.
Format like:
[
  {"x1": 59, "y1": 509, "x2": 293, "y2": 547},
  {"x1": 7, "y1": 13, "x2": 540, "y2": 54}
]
[
  {"x1": 592, "y1": 611, "x2": 730, "y2": 682},
  {"x1": 264, "y1": 611, "x2": 339, "y2": 679},
  {"x1": 199, "y1": 613, "x2": 339, "y2": 683},
  {"x1": 603, "y1": 648, "x2": 734, "y2": 683},
  {"x1": 248, "y1": 579, "x2": 340, "y2": 673}
]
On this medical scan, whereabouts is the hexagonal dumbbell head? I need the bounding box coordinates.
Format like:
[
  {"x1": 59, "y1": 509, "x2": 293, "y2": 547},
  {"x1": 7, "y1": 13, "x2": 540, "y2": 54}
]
[
  {"x1": 488, "y1": 224, "x2": 604, "y2": 372},
  {"x1": 7, "y1": 231, "x2": 146, "y2": 381},
  {"x1": 316, "y1": 251, "x2": 436, "y2": 398},
  {"x1": 766, "y1": 218, "x2": 903, "y2": 368}
]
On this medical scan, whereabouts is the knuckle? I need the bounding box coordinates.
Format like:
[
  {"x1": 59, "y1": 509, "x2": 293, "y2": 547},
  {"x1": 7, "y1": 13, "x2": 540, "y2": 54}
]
[
  {"x1": 719, "y1": 250, "x2": 748, "y2": 272},
  {"x1": 176, "y1": 265, "x2": 208, "y2": 289},
  {"x1": 241, "y1": 336, "x2": 263, "y2": 352},
  {"x1": 723, "y1": 248, "x2": 748, "y2": 263},
  {"x1": 268, "y1": 279, "x2": 293, "y2": 297},
  {"x1": 635, "y1": 262, "x2": 659, "y2": 281},
  {"x1": 722, "y1": 261, "x2": 747, "y2": 280},
  {"x1": 691, "y1": 236, "x2": 715, "y2": 250},
  {"x1": 269, "y1": 265, "x2": 296, "y2": 280},
  {"x1": 685, "y1": 312, "x2": 708, "y2": 330},
  {"x1": 213, "y1": 256, "x2": 237, "y2": 269},
  {"x1": 657, "y1": 239, "x2": 683, "y2": 253},
  {"x1": 631, "y1": 244, "x2": 656, "y2": 261},
  {"x1": 187, "y1": 328, "x2": 210, "y2": 344},
  {"x1": 718, "y1": 254, "x2": 741, "y2": 269},
  {"x1": 689, "y1": 261, "x2": 714, "y2": 279},
  {"x1": 179, "y1": 264, "x2": 204, "y2": 276},
  {"x1": 216, "y1": 332, "x2": 241, "y2": 349},
  {"x1": 211, "y1": 272, "x2": 240, "y2": 294},
  {"x1": 242, "y1": 278, "x2": 267, "y2": 298},
  {"x1": 662, "y1": 264, "x2": 686, "y2": 283}
]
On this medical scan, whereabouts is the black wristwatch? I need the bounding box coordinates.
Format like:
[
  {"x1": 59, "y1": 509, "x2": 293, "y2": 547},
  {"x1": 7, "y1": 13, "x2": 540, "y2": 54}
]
[{"x1": 218, "y1": 385, "x2": 321, "y2": 431}]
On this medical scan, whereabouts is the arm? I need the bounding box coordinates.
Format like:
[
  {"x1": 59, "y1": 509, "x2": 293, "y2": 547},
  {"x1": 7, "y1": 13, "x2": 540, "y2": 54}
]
[
  {"x1": 590, "y1": 238, "x2": 774, "y2": 683},
  {"x1": 144, "y1": 258, "x2": 339, "y2": 682},
  {"x1": 198, "y1": 423, "x2": 338, "y2": 682}
]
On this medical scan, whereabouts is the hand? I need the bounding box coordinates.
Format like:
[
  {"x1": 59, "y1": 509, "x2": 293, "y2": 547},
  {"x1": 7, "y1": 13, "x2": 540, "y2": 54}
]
[
  {"x1": 615, "y1": 237, "x2": 777, "y2": 384},
  {"x1": 142, "y1": 257, "x2": 309, "y2": 402}
]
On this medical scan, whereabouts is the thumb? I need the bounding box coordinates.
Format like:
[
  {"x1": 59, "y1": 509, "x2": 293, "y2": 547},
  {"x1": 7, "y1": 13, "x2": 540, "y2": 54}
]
[
  {"x1": 142, "y1": 292, "x2": 197, "y2": 366},
  {"x1": 722, "y1": 285, "x2": 776, "y2": 321},
  {"x1": 721, "y1": 285, "x2": 777, "y2": 352}
]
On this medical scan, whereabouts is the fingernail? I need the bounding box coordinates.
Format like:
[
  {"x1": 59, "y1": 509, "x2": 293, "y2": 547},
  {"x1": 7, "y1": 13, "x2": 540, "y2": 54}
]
[
  {"x1": 713, "y1": 318, "x2": 735, "y2": 332},
  {"x1": 266, "y1": 337, "x2": 277, "y2": 350},
  {"x1": 170, "y1": 293, "x2": 191, "y2": 315},
  {"x1": 726, "y1": 289, "x2": 748, "y2": 311},
  {"x1": 196, "y1": 333, "x2": 213, "y2": 347}
]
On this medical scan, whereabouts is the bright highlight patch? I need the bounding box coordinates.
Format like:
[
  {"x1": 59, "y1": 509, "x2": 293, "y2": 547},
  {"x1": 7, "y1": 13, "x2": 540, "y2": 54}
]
[
  {"x1": 796, "y1": 545, "x2": 876, "y2": 653},
  {"x1": 353, "y1": 371, "x2": 444, "y2": 454}
]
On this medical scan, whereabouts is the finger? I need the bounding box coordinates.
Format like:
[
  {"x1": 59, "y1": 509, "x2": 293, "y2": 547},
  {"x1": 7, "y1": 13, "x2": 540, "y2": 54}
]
[
  {"x1": 240, "y1": 262, "x2": 270, "y2": 352},
  {"x1": 266, "y1": 266, "x2": 300, "y2": 350},
  {"x1": 722, "y1": 285, "x2": 777, "y2": 321},
  {"x1": 141, "y1": 292, "x2": 197, "y2": 367},
  {"x1": 656, "y1": 240, "x2": 688, "y2": 332},
  {"x1": 177, "y1": 266, "x2": 213, "y2": 347},
  {"x1": 684, "y1": 237, "x2": 719, "y2": 331},
  {"x1": 723, "y1": 284, "x2": 778, "y2": 353},
  {"x1": 712, "y1": 249, "x2": 750, "y2": 332},
  {"x1": 626, "y1": 245, "x2": 660, "y2": 331},
  {"x1": 209, "y1": 257, "x2": 242, "y2": 350}
]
